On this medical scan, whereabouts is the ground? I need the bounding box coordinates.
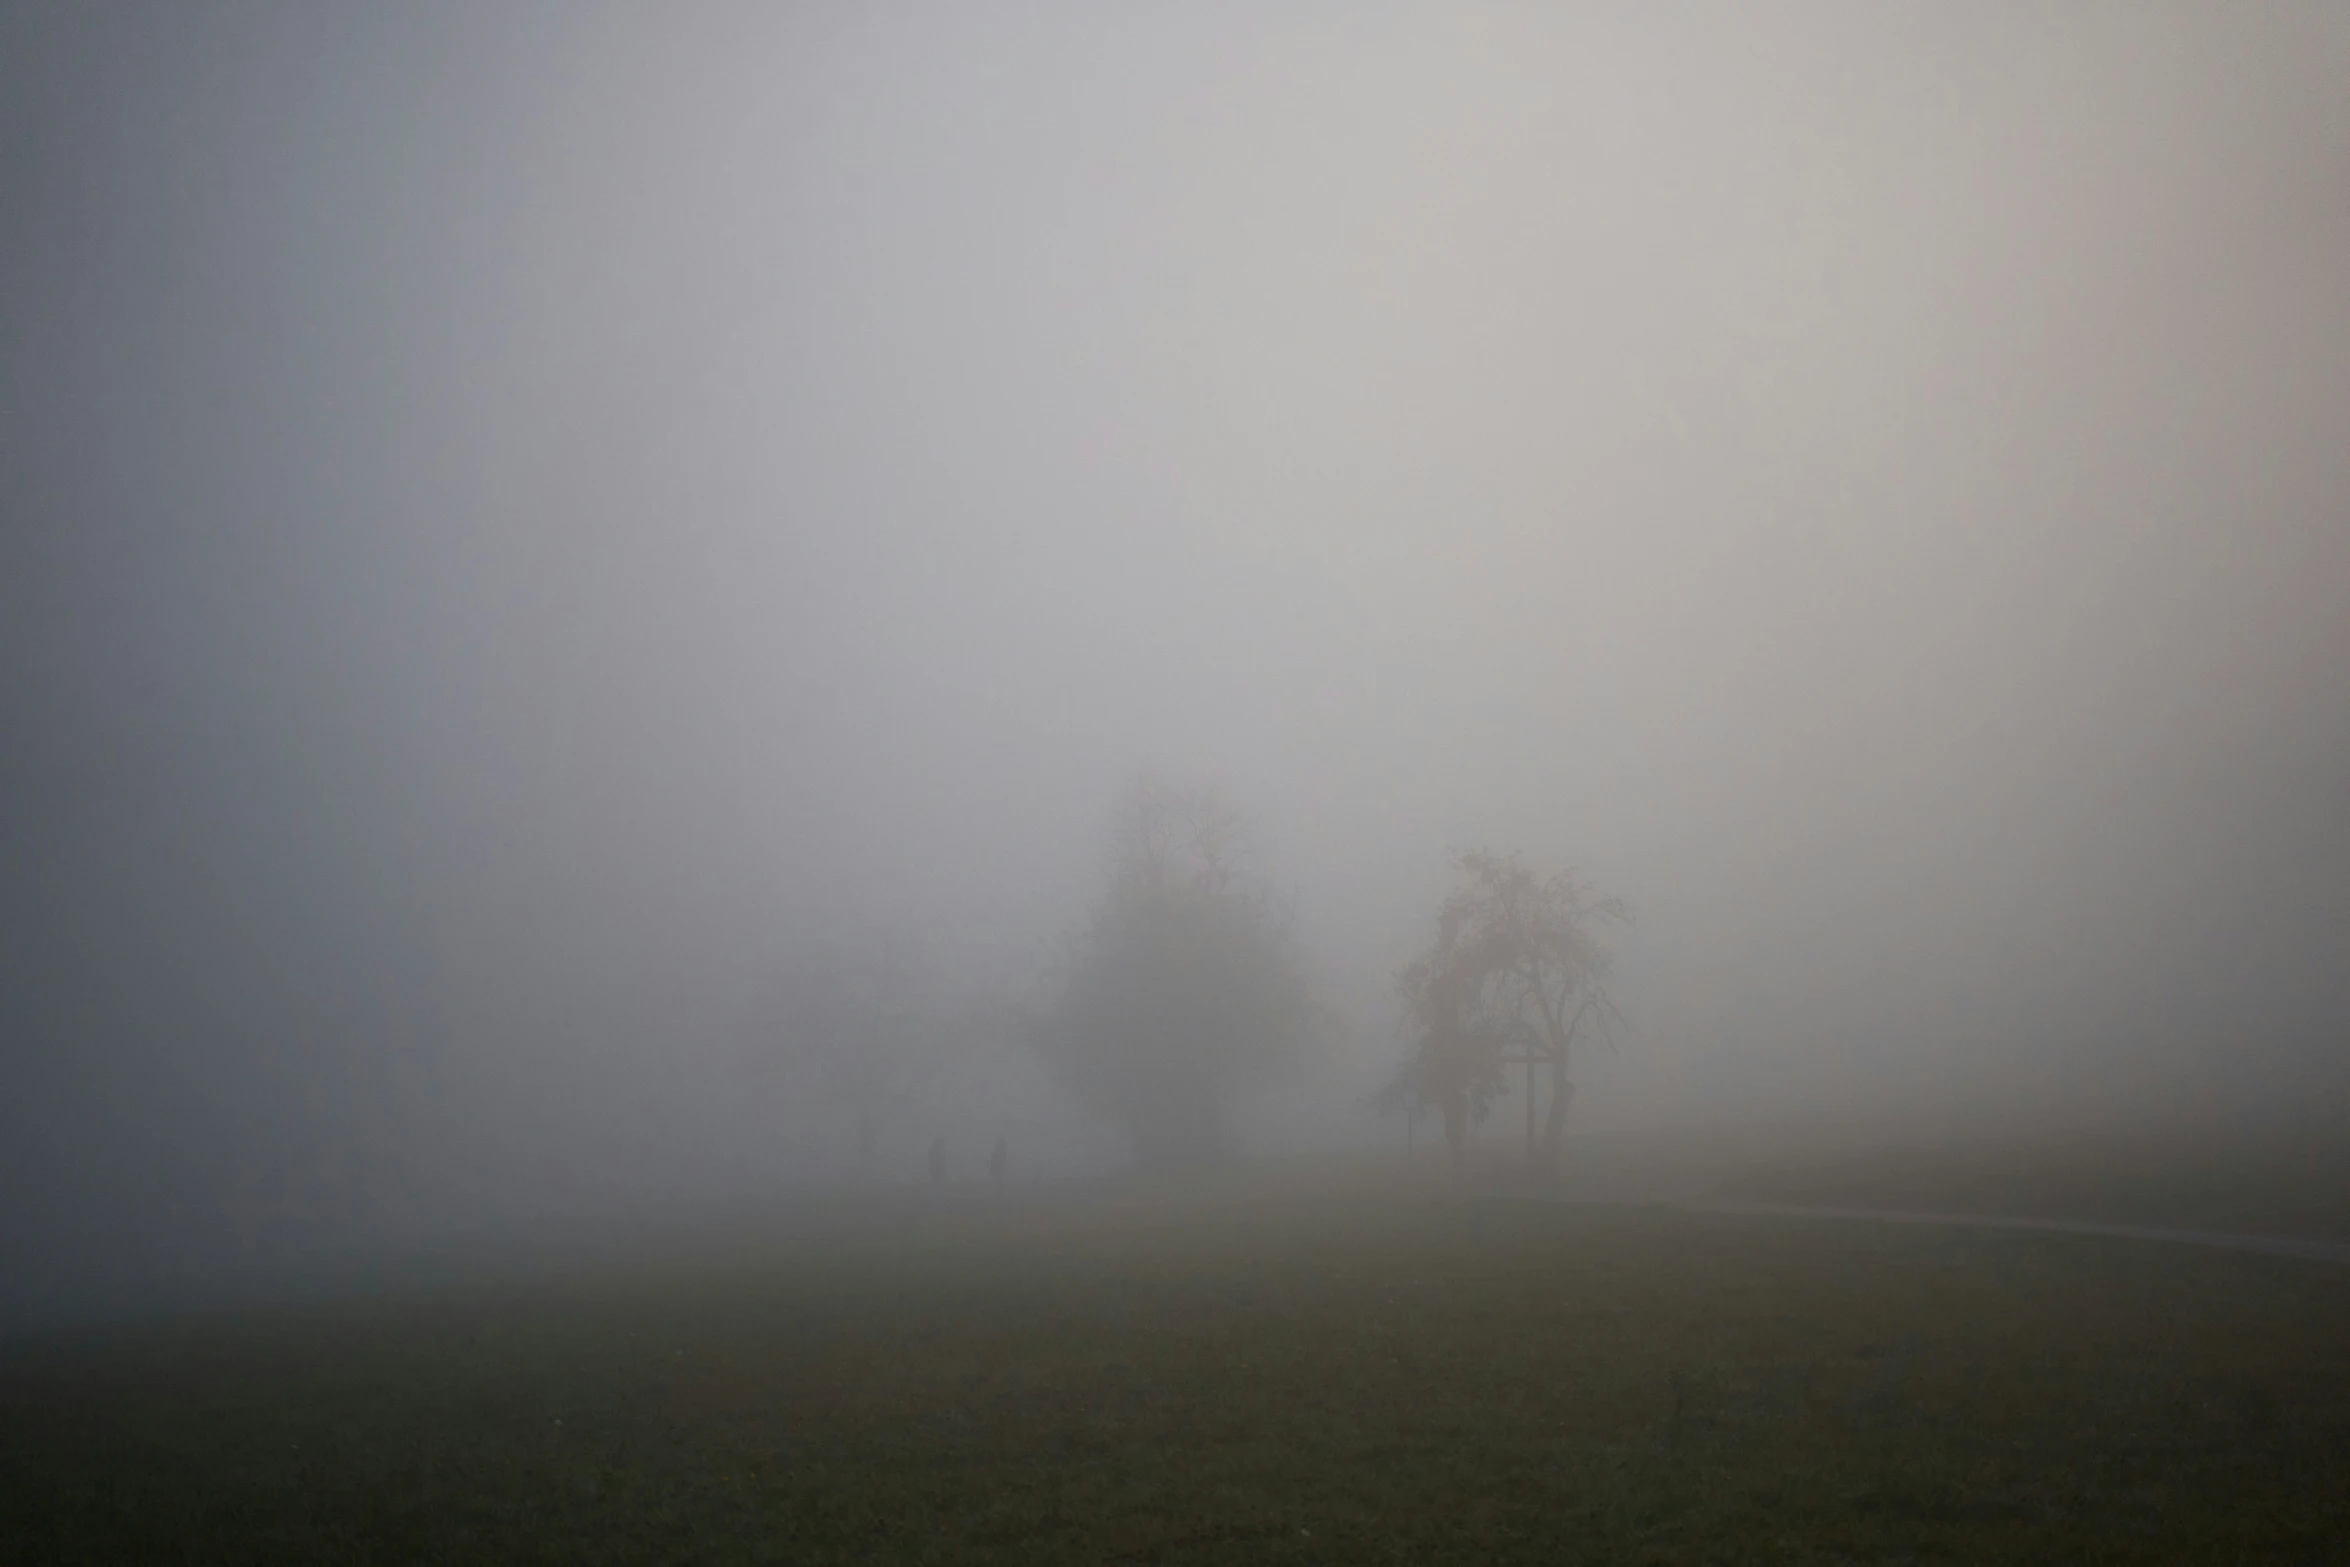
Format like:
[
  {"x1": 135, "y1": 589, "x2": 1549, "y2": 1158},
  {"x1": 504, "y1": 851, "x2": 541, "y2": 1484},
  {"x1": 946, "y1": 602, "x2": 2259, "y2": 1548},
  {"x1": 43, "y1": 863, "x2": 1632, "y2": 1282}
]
[{"x1": 5, "y1": 1174, "x2": 2348, "y2": 1563}]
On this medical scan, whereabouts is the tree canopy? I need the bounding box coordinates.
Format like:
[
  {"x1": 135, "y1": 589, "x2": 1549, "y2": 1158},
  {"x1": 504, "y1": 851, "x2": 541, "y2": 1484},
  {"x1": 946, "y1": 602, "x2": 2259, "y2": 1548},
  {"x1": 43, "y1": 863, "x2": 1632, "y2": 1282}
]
[{"x1": 1029, "y1": 779, "x2": 1319, "y2": 1168}]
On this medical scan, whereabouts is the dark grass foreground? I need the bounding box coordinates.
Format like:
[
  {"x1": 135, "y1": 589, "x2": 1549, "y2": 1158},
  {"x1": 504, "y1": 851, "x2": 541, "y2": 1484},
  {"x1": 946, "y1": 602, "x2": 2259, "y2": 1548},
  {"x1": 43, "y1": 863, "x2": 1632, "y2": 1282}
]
[{"x1": 5, "y1": 1179, "x2": 2348, "y2": 1564}]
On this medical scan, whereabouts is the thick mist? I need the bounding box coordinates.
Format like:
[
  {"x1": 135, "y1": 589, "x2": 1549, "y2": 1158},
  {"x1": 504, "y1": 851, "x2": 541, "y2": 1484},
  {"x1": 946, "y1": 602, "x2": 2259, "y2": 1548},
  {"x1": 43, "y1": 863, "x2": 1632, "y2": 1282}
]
[{"x1": 4, "y1": 2, "x2": 2347, "y2": 1325}]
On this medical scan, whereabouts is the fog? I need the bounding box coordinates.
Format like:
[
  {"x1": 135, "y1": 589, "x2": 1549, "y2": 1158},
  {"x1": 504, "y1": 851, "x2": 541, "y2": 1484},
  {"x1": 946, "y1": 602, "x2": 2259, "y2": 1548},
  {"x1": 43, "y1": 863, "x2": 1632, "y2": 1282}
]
[{"x1": 4, "y1": 1, "x2": 2347, "y2": 1326}]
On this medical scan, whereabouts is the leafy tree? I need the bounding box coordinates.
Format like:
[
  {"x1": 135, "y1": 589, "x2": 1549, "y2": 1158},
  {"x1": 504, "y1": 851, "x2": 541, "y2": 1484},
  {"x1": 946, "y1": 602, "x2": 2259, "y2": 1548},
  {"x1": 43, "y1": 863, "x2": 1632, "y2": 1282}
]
[
  {"x1": 1386, "y1": 851, "x2": 1629, "y2": 1176},
  {"x1": 1030, "y1": 779, "x2": 1319, "y2": 1168}
]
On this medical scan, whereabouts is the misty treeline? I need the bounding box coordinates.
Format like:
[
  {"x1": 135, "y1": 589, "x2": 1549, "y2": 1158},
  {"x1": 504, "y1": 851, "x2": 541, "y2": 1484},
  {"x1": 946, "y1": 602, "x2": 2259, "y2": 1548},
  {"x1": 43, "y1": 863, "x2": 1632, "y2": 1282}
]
[{"x1": 763, "y1": 777, "x2": 1629, "y2": 1178}]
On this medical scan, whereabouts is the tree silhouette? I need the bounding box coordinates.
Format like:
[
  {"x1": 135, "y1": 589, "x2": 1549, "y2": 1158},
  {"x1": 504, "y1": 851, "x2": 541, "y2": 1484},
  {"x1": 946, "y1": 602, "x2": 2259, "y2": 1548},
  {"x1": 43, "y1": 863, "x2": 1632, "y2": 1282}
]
[
  {"x1": 1387, "y1": 851, "x2": 1629, "y2": 1176},
  {"x1": 1030, "y1": 778, "x2": 1318, "y2": 1168}
]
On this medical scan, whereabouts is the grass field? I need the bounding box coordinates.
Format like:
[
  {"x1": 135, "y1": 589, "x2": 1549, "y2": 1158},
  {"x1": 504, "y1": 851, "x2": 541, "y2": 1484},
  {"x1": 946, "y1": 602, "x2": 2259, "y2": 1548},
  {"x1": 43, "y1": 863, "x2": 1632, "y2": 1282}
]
[{"x1": 5, "y1": 1175, "x2": 2348, "y2": 1564}]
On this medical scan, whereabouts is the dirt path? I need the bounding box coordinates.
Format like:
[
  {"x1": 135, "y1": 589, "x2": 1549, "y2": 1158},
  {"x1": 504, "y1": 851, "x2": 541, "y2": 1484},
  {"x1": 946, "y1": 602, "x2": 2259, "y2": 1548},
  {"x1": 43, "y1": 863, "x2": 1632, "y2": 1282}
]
[{"x1": 1658, "y1": 1197, "x2": 2350, "y2": 1263}]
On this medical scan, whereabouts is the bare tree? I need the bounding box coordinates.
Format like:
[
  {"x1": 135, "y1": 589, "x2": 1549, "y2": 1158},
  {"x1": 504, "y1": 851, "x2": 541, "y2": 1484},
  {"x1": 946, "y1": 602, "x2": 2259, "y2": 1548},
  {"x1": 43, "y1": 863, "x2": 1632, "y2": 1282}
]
[
  {"x1": 1381, "y1": 942, "x2": 1517, "y2": 1175},
  {"x1": 1385, "y1": 851, "x2": 1630, "y2": 1177}
]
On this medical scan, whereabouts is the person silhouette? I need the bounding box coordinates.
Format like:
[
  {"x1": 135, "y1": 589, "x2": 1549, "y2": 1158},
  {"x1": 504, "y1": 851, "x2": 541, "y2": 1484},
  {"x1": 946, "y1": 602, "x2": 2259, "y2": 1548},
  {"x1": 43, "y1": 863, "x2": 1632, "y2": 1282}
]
[
  {"x1": 989, "y1": 1134, "x2": 1008, "y2": 1189},
  {"x1": 928, "y1": 1135, "x2": 945, "y2": 1188}
]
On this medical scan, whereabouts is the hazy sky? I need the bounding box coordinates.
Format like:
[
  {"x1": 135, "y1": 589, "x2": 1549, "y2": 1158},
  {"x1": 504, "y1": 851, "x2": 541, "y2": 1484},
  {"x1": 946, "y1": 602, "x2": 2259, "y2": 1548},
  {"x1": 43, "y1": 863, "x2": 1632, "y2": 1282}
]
[{"x1": 4, "y1": 2, "x2": 2347, "y2": 1315}]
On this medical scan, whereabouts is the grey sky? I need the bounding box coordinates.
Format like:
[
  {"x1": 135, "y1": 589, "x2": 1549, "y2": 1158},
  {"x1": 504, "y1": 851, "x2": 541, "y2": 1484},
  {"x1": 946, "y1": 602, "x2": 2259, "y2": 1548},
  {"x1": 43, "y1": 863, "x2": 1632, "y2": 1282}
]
[{"x1": 4, "y1": 2, "x2": 2346, "y2": 1317}]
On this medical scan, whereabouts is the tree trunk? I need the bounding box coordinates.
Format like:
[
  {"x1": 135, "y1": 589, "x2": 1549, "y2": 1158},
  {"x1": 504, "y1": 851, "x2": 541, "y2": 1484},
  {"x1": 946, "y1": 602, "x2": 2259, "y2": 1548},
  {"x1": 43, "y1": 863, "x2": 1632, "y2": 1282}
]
[
  {"x1": 1525, "y1": 1056, "x2": 1538, "y2": 1167},
  {"x1": 1537, "y1": 1057, "x2": 1573, "y2": 1174},
  {"x1": 1534, "y1": 994, "x2": 1591, "y2": 1177},
  {"x1": 1441, "y1": 1092, "x2": 1467, "y2": 1176}
]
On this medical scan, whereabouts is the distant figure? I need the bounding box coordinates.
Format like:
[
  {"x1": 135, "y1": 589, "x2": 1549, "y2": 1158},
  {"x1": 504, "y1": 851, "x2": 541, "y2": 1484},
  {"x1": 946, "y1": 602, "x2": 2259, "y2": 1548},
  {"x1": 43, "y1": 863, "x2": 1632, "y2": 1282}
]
[
  {"x1": 928, "y1": 1135, "x2": 945, "y2": 1188},
  {"x1": 989, "y1": 1134, "x2": 1008, "y2": 1189}
]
